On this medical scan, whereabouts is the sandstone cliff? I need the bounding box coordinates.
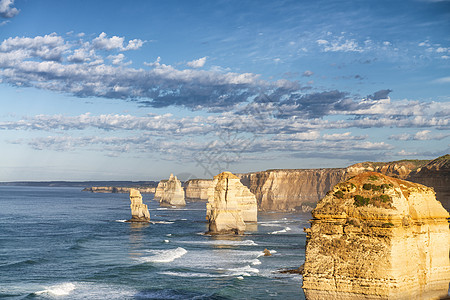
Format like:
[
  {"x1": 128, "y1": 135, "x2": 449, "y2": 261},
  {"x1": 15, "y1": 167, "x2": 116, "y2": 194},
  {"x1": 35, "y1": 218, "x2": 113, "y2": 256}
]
[
  {"x1": 238, "y1": 168, "x2": 346, "y2": 212},
  {"x1": 237, "y1": 158, "x2": 446, "y2": 212},
  {"x1": 185, "y1": 179, "x2": 212, "y2": 200},
  {"x1": 302, "y1": 172, "x2": 450, "y2": 300},
  {"x1": 128, "y1": 189, "x2": 150, "y2": 222},
  {"x1": 407, "y1": 154, "x2": 450, "y2": 212},
  {"x1": 206, "y1": 172, "x2": 257, "y2": 234},
  {"x1": 159, "y1": 174, "x2": 186, "y2": 206}
]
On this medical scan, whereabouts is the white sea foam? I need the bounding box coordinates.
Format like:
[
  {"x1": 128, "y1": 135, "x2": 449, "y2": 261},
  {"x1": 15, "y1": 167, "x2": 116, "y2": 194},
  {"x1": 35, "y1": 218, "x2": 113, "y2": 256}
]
[
  {"x1": 151, "y1": 221, "x2": 174, "y2": 224},
  {"x1": 115, "y1": 220, "x2": 127, "y2": 223},
  {"x1": 251, "y1": 259, "x2": 261, "y2": 265},
  {"x1": 270, "y1": 227, "x2": 291, "y2": 234},
  {"x1": 236, "y1": 276, "x2": 244, "y2": 280},
  {"x1": 160, "y1": 271, "x2": 226, "y2": 278},
  {"x1": 178, "y1": 239, "x2": 258, "y2": 246},
  {"x1": 227, "y1": 265, "x2": 260, "y2": 277},
  {"x1": 35, "y1": 282, "x2": 76, "y2": 296},
  {"x1": 139, "y1": 247, "x2": 187, "y2": 263},
  {"x1": 164, "y1": 240, "x2": 170, "y2": 243}
]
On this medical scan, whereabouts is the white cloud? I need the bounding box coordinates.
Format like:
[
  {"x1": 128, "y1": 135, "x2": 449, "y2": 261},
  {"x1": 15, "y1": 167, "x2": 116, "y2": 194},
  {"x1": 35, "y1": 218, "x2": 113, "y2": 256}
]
[
  {"x1": 433, "y1": 76, "x2": 450, "y2": 83},
  {"x1": 302, "y1": 70, "x2": 314, "y2": 77},
  {"x1": 91, "y1": 32, "x2": 144, "y2": 51},
  {"x1": 0, "y1": 0, "x2": 19, "y2": 18},
  {"x1": 186, "y1": 57, "x2": 207, "y2": 68}
]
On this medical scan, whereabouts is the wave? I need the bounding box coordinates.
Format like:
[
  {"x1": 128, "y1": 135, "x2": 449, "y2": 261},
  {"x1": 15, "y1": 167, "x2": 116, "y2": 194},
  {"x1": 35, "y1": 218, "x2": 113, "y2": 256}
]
[
  {"x1": 34, "y1": 282, "x2": 76, "y2": 296},
  {"x1": 160, "y1": 271, "x2": 227, "y2": 278},
  {"x1": 178, "y1": 239, "x2": 258, "y2": 246},
  {"x1": 138, "y1": 247, "x2": 187, "y2": 263},
  {"x1": 115, "y1": 219, "x2": 127, "y2": 223},
  {"x1": 269, "y1": 227, "x2": 291, "y2": 234},
  {"x1": 226, "y1": 265, "x2": 260, "y2": 277}
]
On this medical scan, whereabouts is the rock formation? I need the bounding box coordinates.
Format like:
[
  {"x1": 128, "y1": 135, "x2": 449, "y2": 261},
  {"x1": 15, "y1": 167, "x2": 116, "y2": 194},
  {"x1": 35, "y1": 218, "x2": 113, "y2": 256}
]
[
  {"x1": 159, "y1": 174, "x2": 186, "y2": 206},
  {"x1": 184, "y1": 179, "x2": 213, "y2": 200},
  {"x1": 408, "y1": 154, "x2": 450, "y2": 212},
  {"x1": 302, "y1": 172, "x2": 450, "y2": 300},
  {"x1": 239, "y1": 168, "x2": 345, "y2": 212},
  {"x1": 128, "y1": 189, "x2": 150, "y2": 222},
  {"x1": 154, "y1": 180, "x2": 168, "y2": 200},
  {"x1": 206, "y1": 172, "x2": 257, "y2": 234},
  {"x1": 237, "y1": 156, "x2": 450, "y2": 212}
]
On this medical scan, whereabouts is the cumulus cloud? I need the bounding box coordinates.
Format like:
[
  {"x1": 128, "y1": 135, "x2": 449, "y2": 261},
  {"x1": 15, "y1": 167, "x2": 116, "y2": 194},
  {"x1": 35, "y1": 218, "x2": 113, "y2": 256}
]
[
  {"x1": 187, "y1": 57, "x2": 207, "y2": 68},
  {"x1": 91, "y1": 32, "x2": 144, "y2": 51},
  {"x1": 302, "y1": 70, "x2": 314, "y2": 77},
  {"x1": 317, "y1": 37, "x2": 363, "y2": 52},
  {"x1": 389, "y1": 130, "x2": 449, "y2": 141},
  {"x1": 0, "y1": 0, "x2": 19, "y2": 18}
]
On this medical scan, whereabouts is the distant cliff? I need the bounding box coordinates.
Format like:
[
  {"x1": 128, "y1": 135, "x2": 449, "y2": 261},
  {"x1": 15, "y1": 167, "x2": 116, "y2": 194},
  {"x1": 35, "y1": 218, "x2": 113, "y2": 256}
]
[
  {"x1": 407, "y1": 155, "x2": 450, "y2": 211},
  {"x1": 83, "y1": 186, "x2": 155, "y2": 193},
  {"x1": 238, "y1": 157, "x2": 450, "y2": 212},
  {"x1": 185, "y1": 179, "x2": 212, "y2": 200}
]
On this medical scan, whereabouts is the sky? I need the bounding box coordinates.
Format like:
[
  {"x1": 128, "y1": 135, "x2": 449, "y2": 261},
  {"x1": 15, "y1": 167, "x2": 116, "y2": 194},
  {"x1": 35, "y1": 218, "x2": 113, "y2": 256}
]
[{"x1": 0, "y1": 0, "x2": 449, "y2": 181}]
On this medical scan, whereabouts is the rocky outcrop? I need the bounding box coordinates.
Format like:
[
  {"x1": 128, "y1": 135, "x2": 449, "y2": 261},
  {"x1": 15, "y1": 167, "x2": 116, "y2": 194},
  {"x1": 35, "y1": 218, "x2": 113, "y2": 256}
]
[
  {"x1": 159, "y1": 174, "x2": 186, "y2": 206},
  {"x1": 128, "y1": 189, "x2": 150, "y2": 222},
  {"x1": 83, "y1": 186, "x2": 155, "y2": 193},
  {"x1": 185, "y1": 179, "x2": 212, "y2": 200},
  {"x1": 206, "y1": 172, "x2": 257, "y2": 234},
  {"x1": 407, "y1": 154, "x2": 450, "y2": 212},
  {"x1": 154, "y1": 180, "x2": 168, "y2": 200},
  {"x1": 302, "y1": 172, "x2": 450, "y2": 300}
]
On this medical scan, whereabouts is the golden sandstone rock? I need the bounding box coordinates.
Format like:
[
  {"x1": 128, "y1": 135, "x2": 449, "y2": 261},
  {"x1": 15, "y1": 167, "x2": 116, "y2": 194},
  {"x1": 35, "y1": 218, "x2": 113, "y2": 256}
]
[
  {"x1": 185, "y1": 179, "x2": 213, "y2": 200},
  {"x1": 159, "y1": 173, "x2": 186, "y2": 206},
  {"x1": 206, "y1": 171, "x2": 257, "y2": 234},
  {"x1": 128, "y1": 189, "x2": 150, "y2": 222},
  {"x1": 302, "y1": 172, "x2": 450, "y2": 300}
]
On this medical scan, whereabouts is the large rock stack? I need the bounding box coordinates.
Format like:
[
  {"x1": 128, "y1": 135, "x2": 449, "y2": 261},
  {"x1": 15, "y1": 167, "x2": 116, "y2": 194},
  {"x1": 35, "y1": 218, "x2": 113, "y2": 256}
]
[
  {"x1": 185, "y1": 179, "x2": 213, "y2": 200},
  {"x1": 302, "y1": 172, "x2": 450, "y2": 300},
  {"x1": 128, "y1": 188, "x2": 150, "y2": 222},
  {"x1": 206, "y1": 171, "x2": 257, "y2": 234},
  {"x1": 159, "y1": 174, "x2": 186, "y2": 206}
]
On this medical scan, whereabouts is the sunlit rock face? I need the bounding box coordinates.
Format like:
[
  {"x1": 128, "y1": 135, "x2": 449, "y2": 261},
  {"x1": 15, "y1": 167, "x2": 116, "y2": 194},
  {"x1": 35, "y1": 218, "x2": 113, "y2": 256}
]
[
  {"x1": 128, "y1": 189, "x2": 150, "y2": 222},
  {"x1": 302, "y1": 172, "x2": 450, "y2": 300},
  {"x1": 159, "y1": 174, "x2": 185, "y2": 206},
  {"x1": 154, "y1": 180, "x2": 167, "y2": 200},
  {"x1": 206, "y1": 172, "x2": 257, "y2": 234},
  {"x1": 185, "y1": 179, "x2": 213, "y2": 200}
]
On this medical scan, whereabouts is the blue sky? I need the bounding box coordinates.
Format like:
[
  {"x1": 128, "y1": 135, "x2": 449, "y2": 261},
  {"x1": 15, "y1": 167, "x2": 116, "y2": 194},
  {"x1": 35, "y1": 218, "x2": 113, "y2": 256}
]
[{"x1": 0, "y1": 0, "x2": 449, "y2": 181}]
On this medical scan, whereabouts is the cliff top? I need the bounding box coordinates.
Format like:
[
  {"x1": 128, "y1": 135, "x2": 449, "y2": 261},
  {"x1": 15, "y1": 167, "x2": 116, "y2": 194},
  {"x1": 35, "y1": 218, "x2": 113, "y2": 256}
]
[
  {"x1": 313, "y1": 171, "x2": 448, "y2": 219},
  {"x1": 214, "y1": 171, "x2": 239, "y2": 180}
]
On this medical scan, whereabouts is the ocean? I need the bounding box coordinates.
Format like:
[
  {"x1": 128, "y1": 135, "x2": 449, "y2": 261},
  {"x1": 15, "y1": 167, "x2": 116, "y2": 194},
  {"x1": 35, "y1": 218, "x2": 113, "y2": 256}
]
[{"x1": 0, "y1": 186, "x2": 308, "y2": 299}]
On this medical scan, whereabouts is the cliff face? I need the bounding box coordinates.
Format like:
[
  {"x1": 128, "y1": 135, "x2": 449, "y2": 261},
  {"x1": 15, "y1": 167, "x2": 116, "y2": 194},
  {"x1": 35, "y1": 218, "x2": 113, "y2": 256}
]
[
  {"x1": 206, "y1": 172, "x2": 257, "y2": 234},
  {"x1": 154, "y1": 180, "x2": 168, "y2": 200},
  {"x1": 237, "y1": 158, "x2": 442, "y2": 212},
  {"x1": 128, "y1": 189, "x2": 150, "y2": 222},
  {"x1": 239, "y1": 169, "x2": 346, "y2": 212},
  {"x1": 407, "y1": 155, "x2": 450, "y2": 212},
  {"x1": 159, "y1": 174, "x2": 185, "y2": 206},
  {"x1": 302, "y1": 172, "x2": 450, "y2": 300},
  {"x1": 184, "y1": 179, "x2": 212, "y2": 200}
]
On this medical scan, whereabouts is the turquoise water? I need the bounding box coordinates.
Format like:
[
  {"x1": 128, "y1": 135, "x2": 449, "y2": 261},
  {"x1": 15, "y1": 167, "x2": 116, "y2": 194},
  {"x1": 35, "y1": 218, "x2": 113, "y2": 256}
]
[{"x1": 0, "y1": 186, "x2": 308, "y2": 299}]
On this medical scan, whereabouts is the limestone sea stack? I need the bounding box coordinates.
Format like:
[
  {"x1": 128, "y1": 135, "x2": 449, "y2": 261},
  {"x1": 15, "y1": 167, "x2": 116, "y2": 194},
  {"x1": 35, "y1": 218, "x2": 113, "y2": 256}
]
[
  {"x1": 206, "y1": 171, "x2": 257, "y2": 234},
  {"x1": 128, "y1": 189, "x2": 150, "y2": 222},
  {"x1": 302, "y1": 172, "x2": 450, "y2": 300},
  {"x1": 154, "y1": 180, "x2": 168, "y2": 200},
  {"x1": 159, "y1": 174, "x2": 186, "y2": 206}
]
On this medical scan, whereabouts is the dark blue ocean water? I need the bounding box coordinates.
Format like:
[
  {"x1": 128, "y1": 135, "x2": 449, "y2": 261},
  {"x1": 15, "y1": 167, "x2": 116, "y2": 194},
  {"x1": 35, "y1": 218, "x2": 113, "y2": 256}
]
[{"x1": 0, "y1": 186, "x2": 308, "y2": 299}]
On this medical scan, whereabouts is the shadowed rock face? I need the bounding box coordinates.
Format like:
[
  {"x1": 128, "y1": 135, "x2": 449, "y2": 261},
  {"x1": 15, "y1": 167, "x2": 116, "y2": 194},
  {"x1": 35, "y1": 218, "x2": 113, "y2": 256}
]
[
  {"x1": 302, "y1": 172, "x2": 450, "y2": 300},
  {"x1": 159, "y1": 174, "x2": 185, "y2": 206},
  {"x1": 206, "y1": 172, "x2": 257, "y2": 234},
  {"x1": 128, "y1": 189, "x2": 150, "y2": 222}
]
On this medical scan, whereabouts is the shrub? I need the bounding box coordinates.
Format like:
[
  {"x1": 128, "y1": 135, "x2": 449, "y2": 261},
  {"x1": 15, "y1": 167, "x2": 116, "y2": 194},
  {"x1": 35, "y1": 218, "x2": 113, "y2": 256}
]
[
  {"x1": 368, "y1": 175, "x2": 379, "y2": 181},
  {"x1": 354, "y1": 195, "x2": 370, "y2": 207},
  {"x1": 363, "y1": 183, "x2": 372, "y2": 190},
  {"x1": 334, "y1": 190, "x2": 344, "y2": 199}
]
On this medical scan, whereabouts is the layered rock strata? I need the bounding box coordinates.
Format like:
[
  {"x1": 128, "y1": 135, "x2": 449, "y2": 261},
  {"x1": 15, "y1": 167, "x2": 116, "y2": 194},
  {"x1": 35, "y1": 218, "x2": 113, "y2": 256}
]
[
  {"x1": 128, "y1": 189, "x2": 150, "y2": 222},
  {"x1": 159, "y1": 174, "x2": 186, "y2": 206},
  {"x1": 185, "y1": 179, "x2": 213, "y2": 200},
  {"x1": 206, "y1": 172, "x2": 257, "y2": 234},
  {"x1": 302, "y1": 172, "x2": 450, "y2": 300},
  {"x1": 154, "y1": 180, "x2": 168, "y2": 200}
]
